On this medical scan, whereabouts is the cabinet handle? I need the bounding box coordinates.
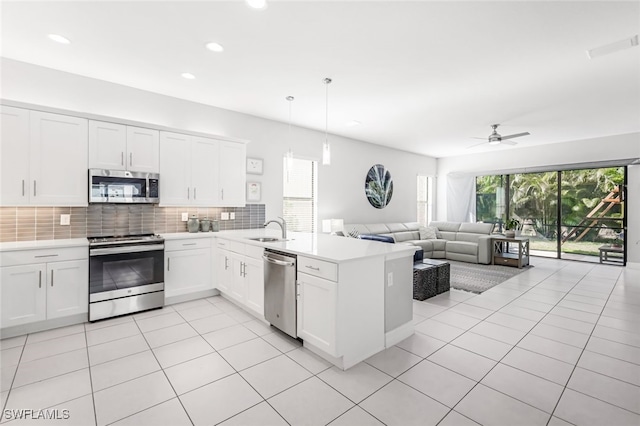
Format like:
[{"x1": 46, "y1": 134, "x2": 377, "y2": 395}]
[
  {"x1": 33, "y1": 180, "x2": 37, "y2": 196},
  {"x1": 22, "y1": 180, "x2": 25, "y2": 196},
  {"x1": 194, "y1": 188, "x2": 197, "y2": 200},
  {"x1": 35, "y1": 254, "x2": 58, "y2": 258},
  {"x1": 38, "y1": 270, "x2": 42, "y2": 288},
  {"x1": 51, "y1": 270, "x2": 54, "y2": 287},
  {"x1": 121, "y1": 152, "x2": 124, "y2": 166},
  {"x1": 130, "y1": 152, "x2": 133, "y2": 166},
  {"x1": 221, "y1": 189, "x2": 224, "y2": 200},
  {"x1": 187, "y1": 187, "x2": 190, "y2": 200},
  {"x1": 167, "y1": 258, "x2": 170, "y2": 271},
  {"x1": 224, "y1": 256, "x2": 229, "y2": 270},
  {"x1": 305, "y1": 265, "x2": 320, "y2": 271},
  {"x1": 182, "y1": 243, "x2": 197, "y2": 246}
]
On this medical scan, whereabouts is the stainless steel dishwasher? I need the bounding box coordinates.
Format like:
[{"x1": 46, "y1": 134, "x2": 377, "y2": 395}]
[{"x1": 263, "y1": 249, "x2": 298, "y2": 338}]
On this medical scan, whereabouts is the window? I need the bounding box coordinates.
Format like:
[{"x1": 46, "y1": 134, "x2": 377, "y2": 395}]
[
  {"x1": 283, "y1": 157, "x2": 317, "y2": 232},
  {"x1": 417, "y1": 175, "x2": 434, "y2": 226}
]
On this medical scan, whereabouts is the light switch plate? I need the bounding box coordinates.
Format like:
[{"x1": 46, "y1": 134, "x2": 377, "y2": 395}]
[
  {"x1": 181, "y1": 212, "x2": 189, "y2": 222},
  {"x1": 60, "y1": 214, "x2": 70, "y2": 226},
  {"x1": 230, "y1": 212, "x2": 235, "y2": 220},
  {"x1": 221, "y1": 212, "x2": 230, "y2": 220}
]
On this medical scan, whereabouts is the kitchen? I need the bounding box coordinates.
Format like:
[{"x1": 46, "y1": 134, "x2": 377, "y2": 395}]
[{"x1": 0, "y1": 101, "x2": 416, "y2": 372}]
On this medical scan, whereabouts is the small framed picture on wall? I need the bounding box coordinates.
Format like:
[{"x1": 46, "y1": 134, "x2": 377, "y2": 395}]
[
  {"x1": 247, "y1": 158, "x2": 263, "y2": 175},
  {"x1": 247, "y1": 182, "x2": 261, "y2": 202}
]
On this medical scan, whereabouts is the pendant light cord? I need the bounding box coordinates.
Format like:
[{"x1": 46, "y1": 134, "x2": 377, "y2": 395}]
[{"x1": 324, "y1": 78, "x2": 331, "y2": 144}]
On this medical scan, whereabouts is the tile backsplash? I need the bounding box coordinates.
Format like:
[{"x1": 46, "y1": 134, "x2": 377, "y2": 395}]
[{"x1": 0, "y1": 204, "x2": 265, "y2": 242}]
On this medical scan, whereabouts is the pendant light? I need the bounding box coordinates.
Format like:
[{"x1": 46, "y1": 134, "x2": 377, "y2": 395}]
[
  {"x1": 322, "y1": 77, "x2": 332, "y2": 165},
  {"x1": 285, "y1": 96, "x2": 295, "y2": 182}
]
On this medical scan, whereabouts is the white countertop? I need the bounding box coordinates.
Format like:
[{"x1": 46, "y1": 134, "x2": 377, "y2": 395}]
[
  {"x1": 163, "y1": 229, "x2": 415, "y2": 263},
  {"x1": 0, "y1": 231, "x2": 415, "y2": 263},
  {"x1": 0, "y1": 238, "x2": 89, "y2": 252}
]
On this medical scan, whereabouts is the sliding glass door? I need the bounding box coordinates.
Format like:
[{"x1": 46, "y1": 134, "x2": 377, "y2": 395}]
[{"x1": 476, "y1": 166, "x2": 626, "y2": 264}]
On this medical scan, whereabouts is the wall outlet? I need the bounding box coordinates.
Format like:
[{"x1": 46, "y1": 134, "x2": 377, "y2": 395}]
[
  {"x1": 181, "y1": 212, "x2": 189, "y2": 222},
  {"x1": 387, "y1": 272, "x2": 394, "y2": 287},
  {"x1": 221, "y1": 212, "x2": 230, "y2": 220},
  {"x1": 60, "y1": 214, "x2": 70, "y2": 226},
  {"x1": 230, "y1": 212, "x2": 235, "y2": 220}
]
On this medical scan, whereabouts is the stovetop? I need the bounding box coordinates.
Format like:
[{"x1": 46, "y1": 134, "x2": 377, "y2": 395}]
[{"x1": 88, "y1": 234, "x2": 164, "y2": 246}]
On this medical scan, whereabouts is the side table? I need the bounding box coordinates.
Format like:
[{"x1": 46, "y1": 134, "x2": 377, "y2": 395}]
[{"x1": 492, "y1": 236, "x2": 530, "y2": 268}]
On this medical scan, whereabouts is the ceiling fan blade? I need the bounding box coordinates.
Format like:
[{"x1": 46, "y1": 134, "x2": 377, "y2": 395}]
[
  {"x1": 467, "y1": 141, "x2": 488, "y2": 149},
  {"x1": 501, "y1": 139, "x2": 518, "y2": 146},
  {"x1": 501, "y1": 132, "x2": 530, "y2": 140},
  {"x1": 471, "y1": 137, "x2": 487, "y2": 140}
]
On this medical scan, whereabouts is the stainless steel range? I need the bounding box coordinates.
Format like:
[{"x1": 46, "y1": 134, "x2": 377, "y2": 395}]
[{"x1": 88, "y1": 234, "x2": 165, "y2": 321}]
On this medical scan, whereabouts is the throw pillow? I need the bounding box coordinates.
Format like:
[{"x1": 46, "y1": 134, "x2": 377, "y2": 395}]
[
  {"x1": 419, "y1": 226, "x2": 437, "y2": 240},
  {"x1": 347, "y1": 228, "x2": 361, "y2": 238}
]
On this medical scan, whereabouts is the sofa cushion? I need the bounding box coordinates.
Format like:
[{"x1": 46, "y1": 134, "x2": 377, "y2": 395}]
[
  {"x1": 386, "y1": 223, "x2": 408, "y2": 233},
  {"x1": 394, "y1": 231, "x2": 419, "y2": 242},
  {"x1": 403, "y1": 222, "x2": 422, "y2": 232},
  {"x1": 446, "y1": 241, "x2": 478, "y2": 256},
  {"x1": 365, "y1": 224, "x2": 391, "y2": 234},
  {"x1": 439, "y1": 231, "x2": 458, "y2": 241},
  {"x1": 432, "y1": 240, "x2": 447, "y2": 251},
  {"x1": 419, "y1": 226, "x2": 438, "y2": 240},
  {"x1": 457, "y1": 232, "x2": 483, "y2": 244},
  {"x1": 409, "y1": 239, "x2": 434, "y2": 252},
  {"x1": 459, "y1": 222, "x2": 494, "y2": 235},
  {"x1": 430, "y1": 221, "x2": 461, "y2": 232}
]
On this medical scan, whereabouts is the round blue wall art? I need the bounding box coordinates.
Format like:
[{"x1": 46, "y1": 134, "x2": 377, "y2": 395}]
[{"x1": 365, "y1": 164, "x2": 393, "y2": 209}]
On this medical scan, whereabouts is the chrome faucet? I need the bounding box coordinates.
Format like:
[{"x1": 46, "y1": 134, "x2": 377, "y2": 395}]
[{"x1": 263, "y1": 216, "x2": 287, "y2": 240}]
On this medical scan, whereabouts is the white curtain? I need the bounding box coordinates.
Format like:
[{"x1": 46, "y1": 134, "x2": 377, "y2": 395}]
[{"x1": 446, "y1": 173, "x2": 476, "y2": 222}]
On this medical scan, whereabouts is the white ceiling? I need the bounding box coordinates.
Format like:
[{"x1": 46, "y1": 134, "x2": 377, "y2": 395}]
[{"x1": 1, "y1": 1, "x2": 639, "y2": 158}]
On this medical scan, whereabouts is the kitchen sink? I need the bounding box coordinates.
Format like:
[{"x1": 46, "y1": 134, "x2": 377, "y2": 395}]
[{"x1": 247, "y1": 237, "x2": 283, "y2": 242}]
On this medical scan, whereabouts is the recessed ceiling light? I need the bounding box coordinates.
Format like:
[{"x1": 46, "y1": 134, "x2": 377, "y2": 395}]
[
  {"x1": 587, "y1": 35, "x2": 639, "y2": 59},
  {"x1": 245, "y1": 0, "x2": 267, "y2": 10},
  {"x1": 345, "y1": 120, "x2": 362, "y2": 127},
  {"x1": 181, "y1": 73, "x2": 196, "y2": 80},
  {"x1": 205, "y1": 42, "x2": 224, "y2": 53},
  {"x1": 48, "y1": 34, "x2": 71, "y2": 44}
]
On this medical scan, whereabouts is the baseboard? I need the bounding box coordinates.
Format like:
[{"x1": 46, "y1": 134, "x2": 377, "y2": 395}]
[
  {"x1": 385, "y1": 321, "x2": 414, "y2": 347},
  {"x1": 1, "y1": 313, "x2": 87, "y2": 339},
  {"x1": 626, "y1": 261, "x2": 640, "y2": 270},
  {"x1": 165, "y1": 289, "x2": 219, "y2": 306}
]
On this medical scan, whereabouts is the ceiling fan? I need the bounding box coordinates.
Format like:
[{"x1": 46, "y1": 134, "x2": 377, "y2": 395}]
[{"x1": 469, "y1": 124, "x2": 530, "y2": 148}]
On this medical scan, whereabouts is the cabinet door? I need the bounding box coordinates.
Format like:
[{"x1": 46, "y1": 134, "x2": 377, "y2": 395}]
[
  {"x1": 127, "y1": 127, "x2": 160, "y2": 173},
  {"x1": 88, "y1": 120, "x2": 127, "y2": 170},
  {"x1": 297, "y1": 272, "x2": 337, "y2": 356},
  {"x1": 46, "y1": 260, "x2": 88, "y2": 319},
  {"x1": 218, "y1": 141, "x2": 246, "y2": 207},
  {"x1": 228, "y1": 253, "x2": 247, "y2": 304},
  {"x1": 215, "y1": 249, "x2": 232, "y2": 293},
  {"x1": 0, "y1": 264, "x2": 47, "y2": 328},
  {"x1": 1, "y1": 106, "x2": 30, "y2": 205},
  {"x1": 29, "y1": 111, "x2": 88, "y2": 206},
  {"x1": 165, "y1": 248, "x2": 212, "y2": 298},
  {"x1": 191, "y1": 136, "x2": 220, "y2": 205},
  {"x1": 159, "y1": 132, "x2": 191, "y2": 205},
  {"x1": 244, "y1": 256, "x2": 264, "y2": 316}
]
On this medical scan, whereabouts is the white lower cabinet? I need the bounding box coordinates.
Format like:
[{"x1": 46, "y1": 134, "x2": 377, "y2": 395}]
[
  {"x1": 0, "y1": 248, "x2": 88, "y2": 329},
  {"x1": 165, "y1": 238, "x2": 212, "y2": 299},
  {"x1": 214, "y1": 239, "x2": 264, "y2": 316},
  {"x1": 296, "y1": 271, "x2": 337, "y2": 356}
]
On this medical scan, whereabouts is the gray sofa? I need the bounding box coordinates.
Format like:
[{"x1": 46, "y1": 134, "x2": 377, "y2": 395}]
[{"x1": 344, "y1": 221, "x2": 494, "y2": 264}]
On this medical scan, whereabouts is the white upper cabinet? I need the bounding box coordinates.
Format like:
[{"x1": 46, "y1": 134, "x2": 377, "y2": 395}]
[
  {"x1": 219, "y1": 141, "x2": 246, "y2": 207},
  {"x1": 89, "y1": 120, "x2": 159, "y2": 173},
  {"x1": 126, "y1": 126, "x2": 160, "y2": 173},
  {"x1": 1, "y1": 106, "x2": 30, "y2": 205},
  {"x1": 1, "y1": 107, "x2": 88, "y2": 207},
  {"x1": 160, "y1": 131, "x2": 245, "y2": 207},
  {"x1": 30, "y1": 111, "x2": 88, "y2": 206}
]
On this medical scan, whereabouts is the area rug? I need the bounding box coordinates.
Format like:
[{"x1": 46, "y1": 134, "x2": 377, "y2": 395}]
[{"x1": 448, "y1": 260, "x2": 531, "y2": 294}]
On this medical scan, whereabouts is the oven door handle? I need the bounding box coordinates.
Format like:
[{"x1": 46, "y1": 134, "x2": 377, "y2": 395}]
[{"x1": 90, "y1": 244, "x2": 165, "y2": 256}]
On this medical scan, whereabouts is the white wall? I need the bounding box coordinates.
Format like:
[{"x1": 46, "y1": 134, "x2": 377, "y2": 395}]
[
  {"x1": 437, "y1": 133, "x2": 640, "y2": 264},
  {"x1": 1, "y1": 58, "x2": 437, "y2": 227}
]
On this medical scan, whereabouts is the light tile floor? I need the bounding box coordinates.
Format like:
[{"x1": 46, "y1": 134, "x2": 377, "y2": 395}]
[{"x1": 1, "y1": 257, "x2": 639, "y2": 425}]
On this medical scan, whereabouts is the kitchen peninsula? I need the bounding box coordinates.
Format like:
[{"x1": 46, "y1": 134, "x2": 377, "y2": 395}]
[{"x1": 167, "y1": 229, "x2": 416, "y2": 370}]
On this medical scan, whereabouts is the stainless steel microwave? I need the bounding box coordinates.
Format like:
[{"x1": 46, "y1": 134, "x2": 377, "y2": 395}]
[{"x1": 89, "y1": 169, "x2": 159, "y2": 203}]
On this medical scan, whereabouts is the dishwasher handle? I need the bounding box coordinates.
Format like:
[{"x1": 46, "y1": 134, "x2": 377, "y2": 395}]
[{"x1": 263, "y1": 255, "x2": 295, "y2": 267}]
